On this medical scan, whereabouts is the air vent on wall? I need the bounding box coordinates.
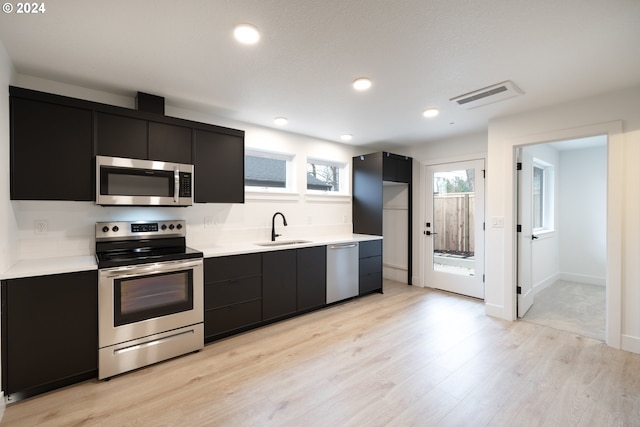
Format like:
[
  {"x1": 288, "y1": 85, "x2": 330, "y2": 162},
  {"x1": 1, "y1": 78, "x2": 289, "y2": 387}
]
[{"x1": 450, "y1": 80, "x2": 523, "y2": 109}]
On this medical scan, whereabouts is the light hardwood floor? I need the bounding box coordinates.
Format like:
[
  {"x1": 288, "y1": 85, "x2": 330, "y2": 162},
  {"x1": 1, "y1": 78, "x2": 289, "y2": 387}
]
[{"x1": 2, "y1": 280, "x2": 639, "y2": 426}]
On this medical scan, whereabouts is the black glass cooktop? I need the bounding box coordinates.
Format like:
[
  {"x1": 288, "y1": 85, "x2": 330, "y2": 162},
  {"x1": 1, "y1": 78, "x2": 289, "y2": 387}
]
[{"x1": 96, "y1": 246, "x2": 203, "y2": 269}]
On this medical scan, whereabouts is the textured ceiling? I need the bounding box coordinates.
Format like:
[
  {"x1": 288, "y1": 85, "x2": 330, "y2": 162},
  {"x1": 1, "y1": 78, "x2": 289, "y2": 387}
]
[{"x1": 1, "y1": 0, "x2": 639, "y2": 148}]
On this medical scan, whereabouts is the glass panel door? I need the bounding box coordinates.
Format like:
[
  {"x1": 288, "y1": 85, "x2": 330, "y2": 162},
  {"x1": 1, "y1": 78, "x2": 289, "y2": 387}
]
[{"x1": 425, "y1": 160, "x2": 485, "y2": 299}]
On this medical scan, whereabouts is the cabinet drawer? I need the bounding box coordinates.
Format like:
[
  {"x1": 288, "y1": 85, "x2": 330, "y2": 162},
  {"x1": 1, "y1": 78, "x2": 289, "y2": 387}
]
[
  {"x1": 359, "y1": 240, "x2": 382, "y2": 258},
  {"x1": 205, "y1": 276, "x2": 261, "y2": 309},
  {"x1": 205, "y1": 300, "x2": 262, "y2": 338},
  {"x1": 360, "y1": 272, "x2": 382, "y2": 294},
  {"x1": 359, "y1": 255, "x2": 382, "y2": 276},
  {"x1": 204, "y1": 253, "x2": 261, "y2": 281}
]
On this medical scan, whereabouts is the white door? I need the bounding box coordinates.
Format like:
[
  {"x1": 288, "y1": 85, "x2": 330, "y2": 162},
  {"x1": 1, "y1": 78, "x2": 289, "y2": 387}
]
[
  {"x1": 424, "y1": 160, "x2": 485, "y2": 299},
  {"x1": 516, "y1": 148, "x2": 535, "y2": 317}
]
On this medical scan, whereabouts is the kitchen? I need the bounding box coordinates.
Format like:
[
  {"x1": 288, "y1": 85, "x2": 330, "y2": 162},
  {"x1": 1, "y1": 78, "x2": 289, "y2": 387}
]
[{"x1": 1, "y1": 0, "x2": 640, "y2": 424}]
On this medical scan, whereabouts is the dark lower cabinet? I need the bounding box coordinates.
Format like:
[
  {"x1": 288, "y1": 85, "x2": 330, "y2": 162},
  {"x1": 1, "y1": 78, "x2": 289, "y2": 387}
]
[
  {"x1": 297, "y1": 246, "x2": 327, "y2": 311},
  {"x1": 10, "y1": 95, "x2": 94, "y2": 201},
  {"x1": 203, "y1": 253, "x2": 262, "y2": 342},
  {"x1": 1, "y1": 270, "x2": 98, "y2": 400},
  {"x1": 262, "y1": 250, "x2": 297, "y2": 321},
  {"x1": 359, "y1": 240, "x2": 383, "y2": 295}
]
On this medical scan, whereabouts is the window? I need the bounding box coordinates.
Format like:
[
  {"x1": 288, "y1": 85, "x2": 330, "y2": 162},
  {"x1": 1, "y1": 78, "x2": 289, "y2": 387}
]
[
  {"x1": 306, "y1": 158, "x2": 348, "y2": 194},
  {"x1": 244, "y1": 149, "x2": 295, "y2": 192},
  {"x1": 532, "y1": 160, "x2": 554, "y2": 231},
  {"x1": 533, "y1": 166, "x2": 544, "y2": 229}
]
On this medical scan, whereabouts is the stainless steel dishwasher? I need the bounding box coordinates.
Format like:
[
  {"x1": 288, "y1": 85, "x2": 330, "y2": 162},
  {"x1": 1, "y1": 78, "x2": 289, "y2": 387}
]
[{"x1": 326, "y1": 242, "x2": 359, "y2": 304}]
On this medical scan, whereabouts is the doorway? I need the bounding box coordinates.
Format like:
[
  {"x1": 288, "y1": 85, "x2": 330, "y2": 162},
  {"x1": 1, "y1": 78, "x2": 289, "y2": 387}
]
[
  {"x1": 516, "y1": 136, "x2": 607, "y2": 340},
  {"x1": 424, "y1": 159, "x2": 485, "y2": 299}
]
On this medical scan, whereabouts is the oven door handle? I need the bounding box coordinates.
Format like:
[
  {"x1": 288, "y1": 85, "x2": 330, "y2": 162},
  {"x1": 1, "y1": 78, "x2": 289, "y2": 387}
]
[{"x1": 100, "y1": 259, "x2": 203, "y2": 279}]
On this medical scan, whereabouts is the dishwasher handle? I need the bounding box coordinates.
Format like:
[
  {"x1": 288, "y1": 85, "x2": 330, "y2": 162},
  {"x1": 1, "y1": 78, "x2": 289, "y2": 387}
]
[{"x1": 328, "y1": 243, "x2": 358, "y2": 250}]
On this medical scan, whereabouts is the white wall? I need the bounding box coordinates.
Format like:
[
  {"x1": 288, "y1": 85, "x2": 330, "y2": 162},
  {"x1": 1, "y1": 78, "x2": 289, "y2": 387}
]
[
  {"x1": 0, "y1": 41, "x2": 16, "y2": 273},
  {"x1": 5, "y1": 75, "x2": 356, "y2": 263},
  {"x1": 559, "y1": 146, "x2": 607, "y2": 284},
  {"x1": 522, "y1": 144, "x2": 560, "y2": 294},
  {"x1": 486, "y1": 85, "x2": 640, "y2": 354},
  {"x1": 382, "y1": 183, "x2": 409, "y2": 282}
]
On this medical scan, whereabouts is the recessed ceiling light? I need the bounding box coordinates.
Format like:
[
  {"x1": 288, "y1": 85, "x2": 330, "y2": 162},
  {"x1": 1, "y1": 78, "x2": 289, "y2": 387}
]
[
  {"x1": 274, "y1": 117, "x2": 288, "y2": 126},
  {"x1": 423, "y1": 108, "x2": 439, "y2": 118},
  {"x1": 352, "y1": 78, "x2": 372, "y2": 91},
  {"x1": 234, "y1": 24, "x2": 260, "y2": 45},
  {"x1": 340, "y1": 134, "x2": 353, "y2": 141}
]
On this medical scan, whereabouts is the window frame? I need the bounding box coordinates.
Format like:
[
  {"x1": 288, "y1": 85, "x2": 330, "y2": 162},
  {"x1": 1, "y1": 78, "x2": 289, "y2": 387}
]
[
  {"x1": 305, "y1": 157, "x2": 349, "y2": 196},
  {"x1": 532, "y1": 159, "x2": 554, "y2": 232},
  {"x1": 244, "y1": 148, "x2": 296, "y2": 194}
]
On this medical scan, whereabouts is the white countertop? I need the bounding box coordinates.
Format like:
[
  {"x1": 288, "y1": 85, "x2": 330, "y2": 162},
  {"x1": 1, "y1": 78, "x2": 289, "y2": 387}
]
[
  {"x1": 1, "y1": 234, "x2": 382, "y2": 280},
  {"x1": 198, "y1": 234, "x2": 382, "y2": 258}
]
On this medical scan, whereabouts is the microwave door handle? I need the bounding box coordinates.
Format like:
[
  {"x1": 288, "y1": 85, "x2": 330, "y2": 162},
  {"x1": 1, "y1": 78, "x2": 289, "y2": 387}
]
[{"x1": 174, "y1": 166, "x2": 179, "y2": 203}]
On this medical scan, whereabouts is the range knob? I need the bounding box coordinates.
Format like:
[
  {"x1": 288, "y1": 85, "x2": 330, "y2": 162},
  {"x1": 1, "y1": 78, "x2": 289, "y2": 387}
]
[
  {"x1": 176, "y1": 224, "x2": 183, "y2": 230},
  {"x1": 161, "y1": 224, "x2": 167, "y2": 230},
  {"x1": 102, "y1": 226, "x2": 109, "y2": 233},
  {"x1": 169, "y1": 224, "x2": 175, "y2": 230},
  {"x1": 112, "y1": 225, "x2": 119, "y2": 232}
]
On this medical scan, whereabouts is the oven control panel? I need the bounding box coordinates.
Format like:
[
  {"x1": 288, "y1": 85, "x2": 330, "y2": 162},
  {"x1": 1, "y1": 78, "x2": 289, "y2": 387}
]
[{"x1": 96, "y1": 220, "x2": 186, "y2": 241}]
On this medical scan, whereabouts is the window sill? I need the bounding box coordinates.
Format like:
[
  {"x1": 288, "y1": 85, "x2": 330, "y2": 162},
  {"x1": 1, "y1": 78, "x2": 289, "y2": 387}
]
[
  {"x1": 305, "y1": 193, "x2": 351, "y2": 203},
  {"x1": 245, "y1": 190, "x2": 300, "y2": 202}
]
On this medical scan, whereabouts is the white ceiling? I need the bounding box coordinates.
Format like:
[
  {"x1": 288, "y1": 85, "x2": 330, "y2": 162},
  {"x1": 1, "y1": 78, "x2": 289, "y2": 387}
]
[{"x1": 1, "y1": 0, "x2": 639, "y2": 148}]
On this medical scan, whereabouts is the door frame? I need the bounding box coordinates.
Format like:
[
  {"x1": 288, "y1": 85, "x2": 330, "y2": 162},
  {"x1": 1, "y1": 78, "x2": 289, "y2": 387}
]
[
  {"x1": 509, "y1": 121, "x2": 623, "y2": 348},
  {"x1": 419, "y1": 157, "x2": 486, "y2": 298}
]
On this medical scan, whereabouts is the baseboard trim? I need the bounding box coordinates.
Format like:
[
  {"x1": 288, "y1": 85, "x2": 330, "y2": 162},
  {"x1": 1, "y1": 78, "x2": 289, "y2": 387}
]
[
  {"x1": 621, "y1": 334, "x2": 640, "y2": 355},
  {"x1": 559, "y1": 272, "x2": 606, "y2": 286},
  {"x1": 485, "y1": 303, "x2": 509, "y2": 320},
  {"x1": 532, "y1": 272, "x2": 559, "y2": 296}
]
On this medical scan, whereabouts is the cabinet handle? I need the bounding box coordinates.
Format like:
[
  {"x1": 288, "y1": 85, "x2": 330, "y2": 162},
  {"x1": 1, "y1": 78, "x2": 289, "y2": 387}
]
[{"x1": 329, "y1": 243, "x2": 358, "y2": 249}]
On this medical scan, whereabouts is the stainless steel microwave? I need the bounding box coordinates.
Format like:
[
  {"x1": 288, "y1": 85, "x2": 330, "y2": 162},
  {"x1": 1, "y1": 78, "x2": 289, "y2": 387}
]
[{"x1": 96, "y1": 156, "x2": 194, "y2": 206}]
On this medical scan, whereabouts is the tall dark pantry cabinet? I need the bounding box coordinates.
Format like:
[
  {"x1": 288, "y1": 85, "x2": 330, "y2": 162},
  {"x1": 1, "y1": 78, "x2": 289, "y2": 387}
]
[{"x1": 352, "y1": 152, "x2": 413, "y2": 285}]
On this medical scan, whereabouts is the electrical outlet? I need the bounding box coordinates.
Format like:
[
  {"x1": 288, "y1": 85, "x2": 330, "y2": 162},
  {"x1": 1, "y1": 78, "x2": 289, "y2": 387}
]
[
  {"x1": 204, "y1": 217, "x2": 215, "y2": 228},
  {"x1": 34, "y1": 220, "x2": 48, "y2": 234}
]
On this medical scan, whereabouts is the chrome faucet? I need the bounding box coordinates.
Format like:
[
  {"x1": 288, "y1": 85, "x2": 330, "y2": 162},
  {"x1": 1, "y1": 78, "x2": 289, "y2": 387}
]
[{"x1": 271, "y1": 212, "x2": 287, "y2": 241}]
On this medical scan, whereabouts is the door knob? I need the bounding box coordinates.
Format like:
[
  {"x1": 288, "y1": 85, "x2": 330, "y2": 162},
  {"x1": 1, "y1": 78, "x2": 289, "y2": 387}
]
[
  {"x1": 531, "y1": 234, "x2": 539, "y2": 240},
  {"x1": 424, "y1": 230, "x2": 438, "y2": 236}
]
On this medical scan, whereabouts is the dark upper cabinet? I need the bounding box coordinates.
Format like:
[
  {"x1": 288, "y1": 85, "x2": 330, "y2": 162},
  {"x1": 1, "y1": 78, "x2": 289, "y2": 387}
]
[
  {"x1": 262, "y1": 250, "x2": 297, "y2": 321},
  {"x1": 10, "y1": 86, "x2": 243, "y2": 202},
  {"x1": 148, "y1": 122, "x2": 192, "y2": 164},
  {"x1": 297, "y1": 246, "x2": 327, "y2": 311},
  {"x1": 382, "y1": 152, "x2": 412, "y2": 183},
  {"x1": 96, "y1": 112, "x2": 148, "y2": 159},
  {"x1": 10, "y1": 96, "x2": 93, "y2": 201},
  {"x1": 1, "y1": 270, "x2": 98, "y2": 399},
  {"x1": 194, "y1": 129, "x2": 245, "y2": 203},
  {"x1": 96, "y1": 114, "x2": 193, "y2": 164}
]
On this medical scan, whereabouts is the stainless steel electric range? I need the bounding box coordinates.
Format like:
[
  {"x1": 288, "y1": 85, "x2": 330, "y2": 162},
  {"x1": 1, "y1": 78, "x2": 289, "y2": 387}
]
[{"x1": 95, "y1": 220, "x2": 203, "y2": 379}]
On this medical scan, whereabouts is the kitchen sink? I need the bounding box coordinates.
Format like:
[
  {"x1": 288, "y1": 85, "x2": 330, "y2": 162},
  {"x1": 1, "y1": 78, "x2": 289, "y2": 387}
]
[{"x1": 255, "y1": 240, "x2": 312, "y2": 247}]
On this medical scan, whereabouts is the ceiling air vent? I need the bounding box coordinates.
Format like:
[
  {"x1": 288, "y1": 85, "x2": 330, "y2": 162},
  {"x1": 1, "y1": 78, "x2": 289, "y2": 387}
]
[{"x1": 450, "y1": 80, "x2": 523, "y2": 109}]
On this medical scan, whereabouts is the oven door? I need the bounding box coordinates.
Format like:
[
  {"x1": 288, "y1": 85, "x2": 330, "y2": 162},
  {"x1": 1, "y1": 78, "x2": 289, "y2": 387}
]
[{"x1": 98, "y1": 258, "x2": 203, "y2": 349}]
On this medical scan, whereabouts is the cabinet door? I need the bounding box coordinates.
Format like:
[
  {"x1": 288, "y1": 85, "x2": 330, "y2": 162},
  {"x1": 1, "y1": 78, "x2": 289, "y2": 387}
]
[
  {"x1": 10, "y1": 97, "x2": 93, "y2": 201},
  {"x1": 193, "y1": 129, "x2": 245, "y2": 203},
  {"x1": 262, "y1": 250, "x2": 297, "y2": 321},
  {"x1": 96, "y1": 112, "x2": 148, "y2": 159},
  {"x1": 352, "y1": 153, "x2": 383, "y2": 235},
  {"x1": 148, "y1": 122, "x2": 192, "y2": 164},
  {"x1": 2, "y1": 271, "x2": 98, "y2": 397},
  {"x1": 383, "y1": 154, "x2": 412, "y2": 183},
  {"x1": 297, "y1": 246, "x2": 326, "y2": 311}
]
